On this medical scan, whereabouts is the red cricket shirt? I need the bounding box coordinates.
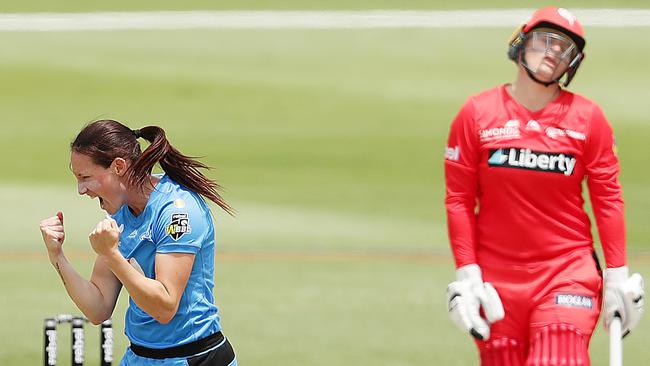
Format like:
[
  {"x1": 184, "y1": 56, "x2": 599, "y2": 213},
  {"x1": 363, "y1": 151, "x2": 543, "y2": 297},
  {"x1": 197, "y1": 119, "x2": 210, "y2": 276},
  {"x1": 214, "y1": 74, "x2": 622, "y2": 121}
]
[{"x1": 445, "y1": 85, "x2": 625, "y2": 269}]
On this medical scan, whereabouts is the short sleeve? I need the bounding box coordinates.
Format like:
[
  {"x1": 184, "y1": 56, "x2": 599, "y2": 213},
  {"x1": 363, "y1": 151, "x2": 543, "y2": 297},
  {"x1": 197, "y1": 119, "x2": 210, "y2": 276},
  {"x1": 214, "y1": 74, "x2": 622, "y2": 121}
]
[{"x1": 152, "y1": 196, "x2": 210, "y2": 255}]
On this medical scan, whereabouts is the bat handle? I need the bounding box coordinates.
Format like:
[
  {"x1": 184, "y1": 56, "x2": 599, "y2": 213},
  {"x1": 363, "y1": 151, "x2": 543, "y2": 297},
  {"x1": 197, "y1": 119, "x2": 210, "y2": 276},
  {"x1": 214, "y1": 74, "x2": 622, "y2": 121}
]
[{"x1": 609, "y1": 315, "x2": 622, "y2": 366}]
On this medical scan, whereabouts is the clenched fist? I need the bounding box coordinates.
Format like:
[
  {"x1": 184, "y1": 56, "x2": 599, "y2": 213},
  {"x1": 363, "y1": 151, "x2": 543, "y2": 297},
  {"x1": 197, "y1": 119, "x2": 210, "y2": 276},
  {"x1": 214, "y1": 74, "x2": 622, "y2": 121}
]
[
  {"x1": 39, "y1": 212, "x2": 65, "y2": 257},
  {"x1": 89, "y1": 218, "x2": 122, "y2": 257}
]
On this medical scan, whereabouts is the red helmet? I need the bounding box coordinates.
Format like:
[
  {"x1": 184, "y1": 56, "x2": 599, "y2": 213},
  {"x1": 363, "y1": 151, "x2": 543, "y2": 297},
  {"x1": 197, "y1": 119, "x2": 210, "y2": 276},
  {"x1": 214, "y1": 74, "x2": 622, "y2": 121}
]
[
  {"x1": 522, "y1": 7, "x2": 585, "y2": 51},
  {"x1": 507, "y1": 7, "x2": 586, "y2": 87}
]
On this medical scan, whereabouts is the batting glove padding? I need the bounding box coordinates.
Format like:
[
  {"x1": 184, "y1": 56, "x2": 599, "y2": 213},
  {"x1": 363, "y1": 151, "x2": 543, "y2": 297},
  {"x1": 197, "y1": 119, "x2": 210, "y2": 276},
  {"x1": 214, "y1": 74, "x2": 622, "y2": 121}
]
[
  {"x1": 447, "y1": 264, "x2": 505, "y2": 341},
  {"x1": 603, "y1": 266, "x2": 645, "y2": 336}
]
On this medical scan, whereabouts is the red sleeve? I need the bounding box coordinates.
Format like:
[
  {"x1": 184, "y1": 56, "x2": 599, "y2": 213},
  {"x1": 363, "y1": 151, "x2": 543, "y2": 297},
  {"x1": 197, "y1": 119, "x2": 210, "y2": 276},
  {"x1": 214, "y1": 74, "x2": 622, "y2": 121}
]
[
  {"x1": 444, "y1": 98, "x2": 480, "y2": 268},
  {"x1": 584, "y1": 104, "x2": 626, "y2": 268}
]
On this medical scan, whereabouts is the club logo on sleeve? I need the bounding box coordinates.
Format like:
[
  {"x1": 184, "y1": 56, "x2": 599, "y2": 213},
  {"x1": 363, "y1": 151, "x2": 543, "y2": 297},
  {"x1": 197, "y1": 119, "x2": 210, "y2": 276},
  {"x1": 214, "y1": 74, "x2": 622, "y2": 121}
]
[
  {"x1": 488, "y1": 148, "x2": 576, "y2": 176},
  {"x1": 166, "y1": 213, "x2": 191, "y2": 241},
  {"x1": 555, "y1": 294, "x2": 593, "y2": 309}
]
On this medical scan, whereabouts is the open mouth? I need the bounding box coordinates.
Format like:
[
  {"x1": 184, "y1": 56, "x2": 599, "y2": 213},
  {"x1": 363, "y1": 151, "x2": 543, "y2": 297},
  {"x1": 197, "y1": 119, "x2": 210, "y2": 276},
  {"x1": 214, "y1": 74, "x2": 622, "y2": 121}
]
[{"x1": 99, "y1": 197, "x2": 105, "y2": 209}]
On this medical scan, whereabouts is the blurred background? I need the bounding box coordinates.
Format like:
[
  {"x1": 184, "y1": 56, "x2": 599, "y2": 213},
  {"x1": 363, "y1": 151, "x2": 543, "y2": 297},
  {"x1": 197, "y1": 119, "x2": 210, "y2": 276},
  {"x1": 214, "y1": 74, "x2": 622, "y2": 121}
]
[{"x1": 0, "y1": 1, "x2": 648, "y2": 365}]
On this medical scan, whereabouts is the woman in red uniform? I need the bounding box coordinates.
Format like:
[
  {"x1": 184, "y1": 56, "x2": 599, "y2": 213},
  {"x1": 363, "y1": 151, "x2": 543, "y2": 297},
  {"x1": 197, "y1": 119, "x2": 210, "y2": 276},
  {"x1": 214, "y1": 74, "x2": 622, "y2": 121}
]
[{"x1": 444, "y1": 7, "x2": 644, "y2": 365}]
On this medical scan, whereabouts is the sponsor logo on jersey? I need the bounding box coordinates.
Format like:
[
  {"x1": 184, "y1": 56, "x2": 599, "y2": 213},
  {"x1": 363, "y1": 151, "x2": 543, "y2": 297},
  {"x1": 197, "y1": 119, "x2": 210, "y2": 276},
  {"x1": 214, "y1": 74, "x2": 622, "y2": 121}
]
[
  {"x1": 555, "y1": 294, "x2": 593, "y2": 309},
  {"x1": 140, "y1": 230, "x2": 152, "y2": 242},
  {"x1": 525, "y1": 119, "x2": 541, "y2": 132},
  {"x1": 565, "y1": 129, "x2": 586, "y2": 140},
  {"x1": 488, "y1": 148, "x2": 576, "y2": 176},
  {"x1": 445, "y1": 145, "x2": 460, "y2": 161},
  {"x1": 545, "y1": 127, "x2": 566, "y2": 139},
  {"x1": 546, "y1": 127, "x2": 586, "y2": 141},
  {"x1": 479, "y1": 119, "x2": 521, "y2": 141},
  {"x1": 166, "y1": 213, "x2": 191, "y2": 241},
  {"x1": 125, "y1": 229, "x2": 152, "y2": 242}
]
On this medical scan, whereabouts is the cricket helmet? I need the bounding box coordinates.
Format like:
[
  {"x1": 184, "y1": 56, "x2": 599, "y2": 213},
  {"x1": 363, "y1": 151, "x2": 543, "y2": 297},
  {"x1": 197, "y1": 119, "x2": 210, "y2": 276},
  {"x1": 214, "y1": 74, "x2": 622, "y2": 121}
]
[{"x1": 508, "y1": 7, "x2": 586, "y2": 87}]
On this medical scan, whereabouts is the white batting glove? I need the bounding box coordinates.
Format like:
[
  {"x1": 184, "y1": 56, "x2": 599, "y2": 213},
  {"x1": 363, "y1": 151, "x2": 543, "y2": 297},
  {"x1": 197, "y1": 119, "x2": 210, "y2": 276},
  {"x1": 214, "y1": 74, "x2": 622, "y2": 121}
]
[
  {"x1": 604, "y1": 266, "x2": 645, "y2": 336},
  {"x1": 446, "y1": 264, "x2": 505, "y2": 341}
]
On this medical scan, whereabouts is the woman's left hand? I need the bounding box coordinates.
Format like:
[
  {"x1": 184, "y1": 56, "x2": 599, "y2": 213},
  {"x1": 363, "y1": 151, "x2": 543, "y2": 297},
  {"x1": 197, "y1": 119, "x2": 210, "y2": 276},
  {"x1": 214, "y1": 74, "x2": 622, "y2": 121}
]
[{"x1": 89, "y1": 218, "x2": 122, "y2": 257}]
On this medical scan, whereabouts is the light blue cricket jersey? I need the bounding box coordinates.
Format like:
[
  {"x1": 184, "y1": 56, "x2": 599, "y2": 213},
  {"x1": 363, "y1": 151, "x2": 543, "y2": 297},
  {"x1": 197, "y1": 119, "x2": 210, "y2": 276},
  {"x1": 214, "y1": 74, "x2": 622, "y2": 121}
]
[{"x1": 111, "y1": 174, "x2": 221, "y2": 348}]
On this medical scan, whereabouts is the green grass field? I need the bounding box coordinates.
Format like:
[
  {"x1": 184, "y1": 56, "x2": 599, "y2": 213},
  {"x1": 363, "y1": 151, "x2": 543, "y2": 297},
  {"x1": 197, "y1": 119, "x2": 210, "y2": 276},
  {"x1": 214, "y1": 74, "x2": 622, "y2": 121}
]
[
  {"x1": 0, "y1": 3, "x2": 649, "y2": 365},
  {"x1": 1, "y1": 0, "x2": 649, "y2": 12}
]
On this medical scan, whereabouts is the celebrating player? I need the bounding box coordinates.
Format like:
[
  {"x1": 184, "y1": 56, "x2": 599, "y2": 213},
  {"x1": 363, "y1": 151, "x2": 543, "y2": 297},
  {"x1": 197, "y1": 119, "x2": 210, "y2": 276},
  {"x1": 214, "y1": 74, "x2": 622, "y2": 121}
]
[
  {"x1": 39, "y1": 119, "x2": 237, "y2": 365},
  {"x1": 444, "y1": 7, "x2": 644, "y2": 365}
]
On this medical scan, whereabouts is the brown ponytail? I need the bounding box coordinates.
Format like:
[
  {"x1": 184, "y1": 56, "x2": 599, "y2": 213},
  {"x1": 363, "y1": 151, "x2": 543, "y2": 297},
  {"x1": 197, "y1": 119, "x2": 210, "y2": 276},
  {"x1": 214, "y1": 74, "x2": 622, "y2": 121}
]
[{"x1": 71, "y1": 119, "x2": 233, "y2": 215}]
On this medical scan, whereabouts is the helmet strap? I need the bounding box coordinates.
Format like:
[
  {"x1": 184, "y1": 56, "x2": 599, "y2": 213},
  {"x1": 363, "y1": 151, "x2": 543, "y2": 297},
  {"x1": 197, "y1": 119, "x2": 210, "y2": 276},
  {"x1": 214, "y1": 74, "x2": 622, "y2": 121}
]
[{"x1": 524, "y1": 68, "x2": 558, "y2": 87}]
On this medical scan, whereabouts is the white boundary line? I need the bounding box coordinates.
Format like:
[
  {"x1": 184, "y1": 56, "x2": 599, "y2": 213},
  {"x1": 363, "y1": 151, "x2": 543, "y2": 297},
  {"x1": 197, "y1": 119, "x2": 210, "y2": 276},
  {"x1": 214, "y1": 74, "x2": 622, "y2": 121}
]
[{"x1": 0, "y1": 9, "x2": 649, "y2": 31}]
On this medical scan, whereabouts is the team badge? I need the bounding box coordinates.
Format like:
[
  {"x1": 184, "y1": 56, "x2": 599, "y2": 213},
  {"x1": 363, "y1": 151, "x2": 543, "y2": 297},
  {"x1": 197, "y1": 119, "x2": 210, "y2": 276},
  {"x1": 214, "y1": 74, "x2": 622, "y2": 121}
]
[{"x1": 166, "y1": 213, "x2": 191, "y2": 241}]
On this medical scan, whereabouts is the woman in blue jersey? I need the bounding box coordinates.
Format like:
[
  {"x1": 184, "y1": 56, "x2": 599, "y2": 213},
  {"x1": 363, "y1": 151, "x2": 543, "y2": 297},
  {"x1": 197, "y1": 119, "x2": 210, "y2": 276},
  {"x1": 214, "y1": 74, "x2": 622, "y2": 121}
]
[{"x1": 39, "y1": 119, "x2": 237, "y2": 366}]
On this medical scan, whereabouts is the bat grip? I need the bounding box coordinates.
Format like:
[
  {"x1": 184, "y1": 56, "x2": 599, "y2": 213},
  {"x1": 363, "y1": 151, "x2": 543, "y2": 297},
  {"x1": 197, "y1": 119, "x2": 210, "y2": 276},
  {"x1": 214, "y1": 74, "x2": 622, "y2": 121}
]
[{"x1": 609, "y1": 315, "x2": 622, "y2": 366}]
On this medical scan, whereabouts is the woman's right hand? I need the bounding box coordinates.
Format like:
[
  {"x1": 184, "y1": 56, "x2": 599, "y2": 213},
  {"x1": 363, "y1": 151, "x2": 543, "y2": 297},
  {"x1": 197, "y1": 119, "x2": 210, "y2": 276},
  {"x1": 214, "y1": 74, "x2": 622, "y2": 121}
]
[{"x1": 39, "y1": 212, "x2": 65, "y2": 257}]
